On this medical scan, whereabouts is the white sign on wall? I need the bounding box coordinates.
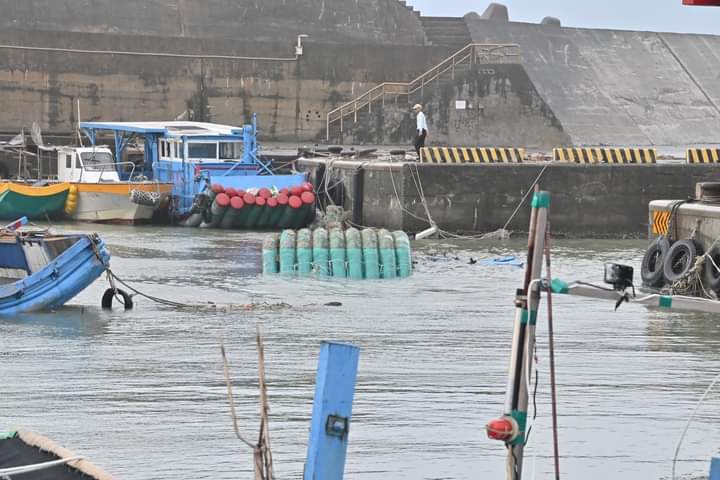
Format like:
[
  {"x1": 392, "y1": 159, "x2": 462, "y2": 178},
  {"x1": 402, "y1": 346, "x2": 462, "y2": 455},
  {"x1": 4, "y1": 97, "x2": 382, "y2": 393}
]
[{"x1": 455, "y1": 100, "x2": 467, "y2": 110}]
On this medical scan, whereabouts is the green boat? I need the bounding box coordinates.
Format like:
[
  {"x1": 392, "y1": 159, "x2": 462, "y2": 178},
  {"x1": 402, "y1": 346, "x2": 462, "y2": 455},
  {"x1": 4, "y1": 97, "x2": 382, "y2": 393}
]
[{"x1": 0, "y1": 182, "x2": 71, "y2": 220}]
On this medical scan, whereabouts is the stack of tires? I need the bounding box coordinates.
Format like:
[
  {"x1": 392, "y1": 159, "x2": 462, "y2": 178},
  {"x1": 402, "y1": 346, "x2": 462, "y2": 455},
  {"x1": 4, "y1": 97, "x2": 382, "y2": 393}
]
[{"x1": 641, "y1": 236, "x2": 720, "y2": 292}]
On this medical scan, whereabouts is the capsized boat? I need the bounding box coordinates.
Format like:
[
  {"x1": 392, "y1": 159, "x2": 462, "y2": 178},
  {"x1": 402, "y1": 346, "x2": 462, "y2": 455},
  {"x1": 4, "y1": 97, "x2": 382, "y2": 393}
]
[
  {"x1": 0, "y1": 225, "x2": 110, "y2": 315},
  {"x1": 79, "y1": 115, "x2": 313, "y2": 229},
  {"x1": 0, "y1": 430, "x2": 113, "y2": 479},
  {"x1": 0, "y1": 182, "x2": 70, "y2": 220},
  {"x1": 45, "y1": 145, "x2": 173, "y2": 223}
]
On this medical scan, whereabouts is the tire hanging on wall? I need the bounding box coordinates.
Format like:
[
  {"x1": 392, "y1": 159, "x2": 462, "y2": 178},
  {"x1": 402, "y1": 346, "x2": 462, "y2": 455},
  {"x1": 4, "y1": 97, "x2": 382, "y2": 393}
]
[
  {"x1": 662, "y1": 239, "x2": 702, "y2": 284},
  {"x1": 641, "y1": 236, "x2": 670, "y2": 287},
  {"x1": 101, "y1": 288, "x2": 134, "y2": 310},
  {"x1": 703, "y1": 244, "x2": 720, "y2": 293}
]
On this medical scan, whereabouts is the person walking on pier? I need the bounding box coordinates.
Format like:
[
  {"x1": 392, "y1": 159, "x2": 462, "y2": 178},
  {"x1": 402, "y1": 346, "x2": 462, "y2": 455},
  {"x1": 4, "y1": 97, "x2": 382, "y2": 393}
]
[{"x1": 413, "y1": 104, "x2": 428, "y2": 159}]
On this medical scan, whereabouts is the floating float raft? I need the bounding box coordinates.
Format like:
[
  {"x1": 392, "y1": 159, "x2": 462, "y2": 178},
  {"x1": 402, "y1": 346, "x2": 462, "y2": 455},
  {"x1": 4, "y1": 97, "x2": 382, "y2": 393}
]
[
  {"x1": 184, "y1": 182, "x2": 316, "y2": 230},
  {"x1": 0, "y1": 229, "x2": 110, "y2": 315},
  {"x1": 0, "y1": 183, "x2": 70, "y2": 220},
  {"x1": 263, "y1": 228, "x2": 412, "y2": 279}
]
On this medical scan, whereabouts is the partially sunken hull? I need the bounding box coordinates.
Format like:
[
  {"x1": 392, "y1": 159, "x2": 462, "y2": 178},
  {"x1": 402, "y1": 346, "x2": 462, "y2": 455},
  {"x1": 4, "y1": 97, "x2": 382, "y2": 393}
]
[
  {"x1": 69, "y1": 183, "x2": 172, "y2": 224},
  {"x1": 0, "y1": 232, "x2": 110, "y2": 315},
  {"x1": 0, "y1": 183, "x2": 70, "y2": 220}
]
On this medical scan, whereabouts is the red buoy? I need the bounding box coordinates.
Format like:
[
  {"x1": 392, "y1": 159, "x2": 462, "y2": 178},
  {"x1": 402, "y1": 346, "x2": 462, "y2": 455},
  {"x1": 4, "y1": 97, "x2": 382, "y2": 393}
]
[
  {"x1": 258, "y1": 188, "x2": 272, "y2": 199},
  {"x1": 279, "y1": 187, "x2": 290, "y2": 196},
  {"x1": 215, "y1": 193, "x2": 231, "y2": 207},
  {"x1": 236, "y1": 189, "x2": 246, "y2": 197},
  {"x1": 211, "y1": 184, "x2": 225, "y2": 194},
  {"x1": 290, "y1": 186, "x2": 304, "y2": 196},
  {"x1": 276, "y1": 193, "x2": 289, "y2": 206},
  {"x1": 230, "y1": 196, "x2": 245, "y2": 209},
  {"x1": 288, "y1": 195, "x2": 303, "y2": 209},
  {"x1": 256, "y1": 196, "x2": 267, "y2": 207},
  {"x1": 485, "y1": 417, "x2": 518, "y2": 442},
  {"x1": 300, "y1": 191, "x2": 316, "y2": 205},
  {"x1": 267, "y1": 197, "x2": 278, "y2": 208},
  {"x1": 224, "y1": 187, "x2": 238, "y2": 198},
  {"x1": 243, "y1": 193, "x2": 257, "y2": 206},
  {"x1": 302, "y1": 182, "x2": 314, "y2": 192}
]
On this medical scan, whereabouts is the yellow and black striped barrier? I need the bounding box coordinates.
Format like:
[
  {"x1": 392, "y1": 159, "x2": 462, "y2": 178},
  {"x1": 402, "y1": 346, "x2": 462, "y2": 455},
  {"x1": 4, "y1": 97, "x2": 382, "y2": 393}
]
[
  {"x1": 420, "y1": 147, "x2": 525, "y2": 164},
  {"x1": 554, "y1": 147, "x2": 656, "y2": 164},
  {"x1": 686, "y1": 148, "x2": 720, "y2": 164},
  {"x1": 651, "y1": 209, "x2": 671, "y2": 236}
]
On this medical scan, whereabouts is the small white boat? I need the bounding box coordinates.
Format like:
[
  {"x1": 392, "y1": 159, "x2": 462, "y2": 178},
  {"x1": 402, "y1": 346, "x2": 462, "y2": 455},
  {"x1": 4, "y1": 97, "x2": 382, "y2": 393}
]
[{"x1": 53, "y1": 146, "x2": 173, "y2": 223}]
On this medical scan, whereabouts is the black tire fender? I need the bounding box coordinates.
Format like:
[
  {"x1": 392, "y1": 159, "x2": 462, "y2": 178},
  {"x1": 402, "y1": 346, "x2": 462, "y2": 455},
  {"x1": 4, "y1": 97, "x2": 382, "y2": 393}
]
[
  {"x1": 703, "y1": 244, "x2": 720, "y2": 293},
  {"x1": 102, "y1": 288, "x2": 134, "y2": 310},
  {"x1": 641, "y1": 236, "x2": 670, "y2": 287},
  {"x1": 663, "y1": 239, "x2": 702, "y2": 284}
]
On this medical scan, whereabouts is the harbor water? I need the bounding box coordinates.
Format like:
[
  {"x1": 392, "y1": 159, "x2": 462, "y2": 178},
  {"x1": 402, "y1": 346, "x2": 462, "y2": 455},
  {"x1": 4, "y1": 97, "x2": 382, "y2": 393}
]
[{"x1": 1, "y1": 225, "x2": 719, "y2": 479}]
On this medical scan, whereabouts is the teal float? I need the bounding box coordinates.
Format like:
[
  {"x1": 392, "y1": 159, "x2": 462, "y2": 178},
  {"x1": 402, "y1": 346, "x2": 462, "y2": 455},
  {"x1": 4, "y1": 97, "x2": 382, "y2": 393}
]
[{"x1": 263, "y1": 228, "x2": 413, "y2": 279}]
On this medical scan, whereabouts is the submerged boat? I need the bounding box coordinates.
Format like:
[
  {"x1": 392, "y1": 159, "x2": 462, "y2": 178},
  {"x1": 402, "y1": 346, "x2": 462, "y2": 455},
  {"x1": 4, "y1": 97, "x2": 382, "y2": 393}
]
[
  {"x1": 0, "y1": 227, "x2": 110, "y2": 315},
  {"x1": 0, "y1": 430, "x2": 113, "y2": 479},
  {"x1": 0, "y1": 182, "x2": 70, "y2": 220},
  {"x1": 46, "y1": 145, "x2": 173, "y2": 223},
  {"x1": 79, "y1": 116, "x2": 313, "y2": 229}
]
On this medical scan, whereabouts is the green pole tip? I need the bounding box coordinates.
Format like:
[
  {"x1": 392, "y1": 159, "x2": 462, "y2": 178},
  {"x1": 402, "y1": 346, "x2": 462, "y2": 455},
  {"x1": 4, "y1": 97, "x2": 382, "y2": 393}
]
[
  {"x1": 550, "y1": 278, "x2": 569, "y2": 294},
  {"x1": 531, "y1": 191, "x2": 551, "y2": 208}
]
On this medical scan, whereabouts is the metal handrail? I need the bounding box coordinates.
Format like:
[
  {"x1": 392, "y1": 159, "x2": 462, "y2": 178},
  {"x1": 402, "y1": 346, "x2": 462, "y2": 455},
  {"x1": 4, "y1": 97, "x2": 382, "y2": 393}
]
[
  {"x1": 326, "y1": 43, "x2": 520, "y2": 140},
  {"x1": 78, "y1": 161, "x2": 137, "y2": 183}
]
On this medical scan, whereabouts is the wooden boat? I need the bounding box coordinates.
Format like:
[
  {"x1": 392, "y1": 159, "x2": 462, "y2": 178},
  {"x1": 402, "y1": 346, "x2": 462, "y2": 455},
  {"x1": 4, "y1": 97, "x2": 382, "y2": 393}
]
[
  {"x1": 0, "y1": 229, "x2": 110, "y2": 315},
  {"x1": 0, "y1": 182, "x2": 70, "y2": 220},
  {"x1": 0, "y1": 430, "x2": 113, "y2": 479}
]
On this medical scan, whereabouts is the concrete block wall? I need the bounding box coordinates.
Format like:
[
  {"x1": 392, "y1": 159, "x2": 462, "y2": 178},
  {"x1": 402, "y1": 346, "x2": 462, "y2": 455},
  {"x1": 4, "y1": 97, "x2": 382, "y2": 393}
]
[{"x1": 335, "y1": 64, "x2": 570, "y2": 149}]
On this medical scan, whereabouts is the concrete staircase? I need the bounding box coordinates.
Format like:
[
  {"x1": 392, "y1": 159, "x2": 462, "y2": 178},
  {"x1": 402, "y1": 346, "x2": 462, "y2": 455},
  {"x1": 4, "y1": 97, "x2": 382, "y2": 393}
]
[
  {"x1": 420, "y1": 17, "x2": 472, "y2": 51},
  {"x1": 325, "y1": 44, "x2": 523, "y2": 144}
]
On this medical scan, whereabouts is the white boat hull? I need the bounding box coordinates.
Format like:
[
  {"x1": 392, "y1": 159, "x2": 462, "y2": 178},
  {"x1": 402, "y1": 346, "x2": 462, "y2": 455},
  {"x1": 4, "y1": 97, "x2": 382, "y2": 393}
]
[{"x1": 67, "y1": 184, "x2": 172, "y2": 224}]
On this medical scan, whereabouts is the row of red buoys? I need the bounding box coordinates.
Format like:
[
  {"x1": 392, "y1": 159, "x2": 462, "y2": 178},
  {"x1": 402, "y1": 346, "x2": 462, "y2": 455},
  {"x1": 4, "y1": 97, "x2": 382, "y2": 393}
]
[{"x1": 188, "y1": 182, "x2": 316, "y2": 229}]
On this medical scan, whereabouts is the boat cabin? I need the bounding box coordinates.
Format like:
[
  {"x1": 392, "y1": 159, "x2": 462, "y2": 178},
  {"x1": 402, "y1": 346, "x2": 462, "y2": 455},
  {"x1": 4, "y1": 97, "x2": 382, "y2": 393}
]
[{"x1": 55, "y1": 146, "x2": 120, "y2": 183}]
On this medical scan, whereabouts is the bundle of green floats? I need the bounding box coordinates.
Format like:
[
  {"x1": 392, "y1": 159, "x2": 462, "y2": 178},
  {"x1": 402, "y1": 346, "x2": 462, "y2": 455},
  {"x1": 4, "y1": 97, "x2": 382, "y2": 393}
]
[{"x1": 263, "y1": 228, "x2": 412, "y2": 279}]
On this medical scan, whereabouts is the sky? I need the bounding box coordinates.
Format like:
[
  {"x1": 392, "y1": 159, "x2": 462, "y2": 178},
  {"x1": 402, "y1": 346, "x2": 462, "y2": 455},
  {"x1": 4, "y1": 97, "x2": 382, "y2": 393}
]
[{"x1": 407, "y1": 0, "x2": 720, "y2": 35}]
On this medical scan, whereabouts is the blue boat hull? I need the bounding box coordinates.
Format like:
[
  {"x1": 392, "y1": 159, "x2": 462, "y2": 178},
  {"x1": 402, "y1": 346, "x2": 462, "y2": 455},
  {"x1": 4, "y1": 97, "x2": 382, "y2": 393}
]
[{"x1": 0, "y1": 235, "x2": 110, "y2": 315}]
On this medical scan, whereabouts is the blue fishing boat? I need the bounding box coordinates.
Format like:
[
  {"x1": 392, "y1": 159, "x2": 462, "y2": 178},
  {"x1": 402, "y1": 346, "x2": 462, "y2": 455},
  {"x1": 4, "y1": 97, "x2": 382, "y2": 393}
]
[
  {"x1": 0, "y1": 227, "x2": 110, "y2": 315},
  {"x1": 79, "y1": 116, "x2": 311, "y2": 228}
]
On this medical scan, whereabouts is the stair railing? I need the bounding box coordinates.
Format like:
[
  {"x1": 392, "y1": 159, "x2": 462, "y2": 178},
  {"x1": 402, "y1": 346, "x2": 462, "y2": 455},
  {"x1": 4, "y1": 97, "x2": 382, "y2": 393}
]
[{"x1": 326, "y1": 43, "x2": 520, "y2": 140}]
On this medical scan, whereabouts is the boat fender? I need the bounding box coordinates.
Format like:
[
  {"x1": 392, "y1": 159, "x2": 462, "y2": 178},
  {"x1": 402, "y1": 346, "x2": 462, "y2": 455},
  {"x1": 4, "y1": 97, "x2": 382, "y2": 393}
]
[
  {"x1": 663, "y1": 239, "x2": 702, "y2": 284},
  {"x1": 703, "y1": 244, "x2": 720, "y2": 293},
  {"x1": 64, "y1": 185, "x2": 79, "y2": 215},
  {"x1": 101, "y1": 288, "x2": 134, "y2": 310},
  {"x1": 640, "y1": 236, "x2": 670, "y2": 287},
  {"x1": 130, "y1": 189, "x2": 161, "y2": 207}
]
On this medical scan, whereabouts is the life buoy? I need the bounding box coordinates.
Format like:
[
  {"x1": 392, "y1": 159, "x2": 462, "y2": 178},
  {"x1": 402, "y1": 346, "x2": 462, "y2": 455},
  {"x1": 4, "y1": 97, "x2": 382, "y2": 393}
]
[
  {"x1": 703, "y1": 244, "x2": 720, "y2": 293},
  {"x1": 101, "y1": 288, "x2": 134, "y2": 310},
  {"x1": 641, "y1": 236, "x2": 670, "y2": 287},
  {"x1": 663, "y1": 239, "x2": 702, "y2": 284}
]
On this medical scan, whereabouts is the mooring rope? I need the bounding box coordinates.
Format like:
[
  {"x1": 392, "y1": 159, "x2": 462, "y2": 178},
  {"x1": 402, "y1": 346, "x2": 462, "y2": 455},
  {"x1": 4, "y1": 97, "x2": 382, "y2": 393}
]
[{"x1": 671, "y1": 370, "x2": 720, "y2": 480}]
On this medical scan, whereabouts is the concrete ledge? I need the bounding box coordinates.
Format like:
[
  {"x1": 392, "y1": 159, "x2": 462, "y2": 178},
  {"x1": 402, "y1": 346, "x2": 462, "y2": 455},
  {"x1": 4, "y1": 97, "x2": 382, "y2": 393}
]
[{"x1": 298, "y1": 158, "x2": 720, "y2": 237}]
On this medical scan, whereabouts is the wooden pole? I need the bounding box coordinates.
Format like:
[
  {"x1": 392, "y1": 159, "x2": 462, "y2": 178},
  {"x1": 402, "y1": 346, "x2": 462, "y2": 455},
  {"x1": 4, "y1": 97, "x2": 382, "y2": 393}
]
[
  {"x1": 503, "y1": 186, "x2": 550, "y2": 480},
  {"x1": 256, "y1": 325, "x2": 274, "y2": 480},
  {"x1": 544, "y1": 225, "x2": 561, "y2": 480}
]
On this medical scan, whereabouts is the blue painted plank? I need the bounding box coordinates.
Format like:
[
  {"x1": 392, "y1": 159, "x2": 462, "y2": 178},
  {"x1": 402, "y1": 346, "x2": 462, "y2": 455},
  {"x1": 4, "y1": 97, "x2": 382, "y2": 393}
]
[
  {"x1": 711, "y1": 457, "x2": 720, "y2": 480},
  {"x1": 304, "y1": 342, "x2": 360, "y2": 480}
]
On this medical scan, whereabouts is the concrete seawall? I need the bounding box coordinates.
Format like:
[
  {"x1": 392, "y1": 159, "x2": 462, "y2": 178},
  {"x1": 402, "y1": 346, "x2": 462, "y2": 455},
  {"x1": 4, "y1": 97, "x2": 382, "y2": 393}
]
[
  {"x1": 1, "y1": 0, "x2": 719, "y2": 147},
  {"x1": 298, "y1": 159, "x2": 720, "y2": 237}
]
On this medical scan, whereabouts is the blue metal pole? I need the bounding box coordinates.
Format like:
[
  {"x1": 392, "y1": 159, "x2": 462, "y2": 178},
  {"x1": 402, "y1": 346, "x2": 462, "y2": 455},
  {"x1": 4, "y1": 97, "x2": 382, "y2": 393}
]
[
  {"x1": 711, "y1": 458, "x2": 720, "y2": 480},
  {"x1": 304, "y1": 342, "x2": 361, "y2": 480}
]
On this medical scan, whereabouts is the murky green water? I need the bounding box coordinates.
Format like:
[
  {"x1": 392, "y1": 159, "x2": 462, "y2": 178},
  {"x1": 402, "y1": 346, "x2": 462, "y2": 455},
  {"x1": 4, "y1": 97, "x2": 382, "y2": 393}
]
[{"x1": 1, "y1": 225, "x2": 719, "y2": 479}]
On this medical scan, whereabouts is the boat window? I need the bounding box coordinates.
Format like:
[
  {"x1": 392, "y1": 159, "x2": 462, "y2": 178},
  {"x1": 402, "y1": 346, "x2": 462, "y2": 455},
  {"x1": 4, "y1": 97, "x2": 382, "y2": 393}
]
[
  {"x1": 66, "y1": 154, "x2": 72, "y2": 169},
  {"x1": 188, "y1": 143, "x2": 218, "y2": 159},
  {"x1": 80, "y1": 151, "x2": 114, "y2": 170},
  {"x1": 220, "y1": 142, "x2": 243, "y2": 160}
]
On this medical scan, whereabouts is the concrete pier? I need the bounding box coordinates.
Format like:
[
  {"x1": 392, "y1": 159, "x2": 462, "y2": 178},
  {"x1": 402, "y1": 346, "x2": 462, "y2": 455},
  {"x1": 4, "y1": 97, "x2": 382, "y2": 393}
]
[{"x1": 299, "y1": 158, "x2": 720, "y2": 237}]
